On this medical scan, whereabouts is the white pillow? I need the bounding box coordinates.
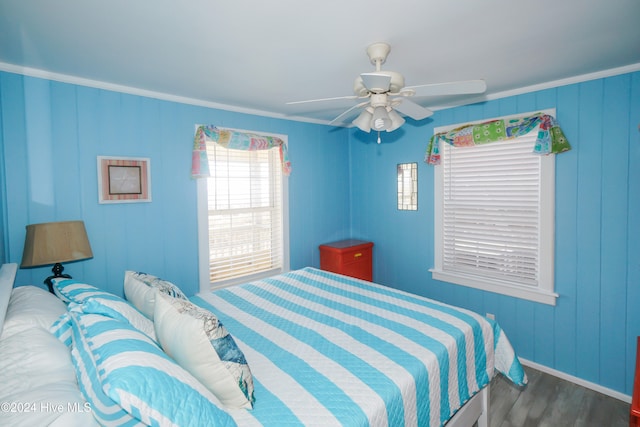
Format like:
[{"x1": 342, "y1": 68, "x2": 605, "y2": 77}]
[
  {"x1": 154, "y1": 294, "x2": 255, "y2": 409},
  {"x1": 1, "y1": 286, "x2": 67, "y2": 340},
  {"x1": 124, "y1": 270, "x2": 188, "y2": 319},
  {"x1": 0, "y1": 327, "x2": 98, "y2": 427}
]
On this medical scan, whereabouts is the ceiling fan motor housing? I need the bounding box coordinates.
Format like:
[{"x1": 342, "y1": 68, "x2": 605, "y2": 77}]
[{"x1": 353, "y1": 71, "x2": 405, "y2": 96}]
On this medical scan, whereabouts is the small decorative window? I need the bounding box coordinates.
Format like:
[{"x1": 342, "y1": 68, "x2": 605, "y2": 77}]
[{"x1": 397, "y1": 163, "x2": 417, "y2": 210}]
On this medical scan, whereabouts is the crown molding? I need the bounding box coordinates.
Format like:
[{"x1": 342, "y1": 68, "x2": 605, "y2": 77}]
[{"x1": 1, "y1": 61, "x2": 639, "y2": 125}]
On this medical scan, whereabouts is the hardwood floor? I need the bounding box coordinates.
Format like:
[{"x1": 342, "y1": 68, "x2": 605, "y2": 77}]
[{"x1": 488, "y1": 366, "x2": 630, "y2": 427}]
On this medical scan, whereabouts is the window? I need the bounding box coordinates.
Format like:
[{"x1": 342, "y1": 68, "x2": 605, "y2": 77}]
[
  {"x1": 197, "y1": 134, "x2": 289, "y2": 291},
  {"x1": 431, "y1": 112, "x2": 557, "y2": 305},
  {"x1": 397, "y1": 163, "x2": 418, "y2": 210}
]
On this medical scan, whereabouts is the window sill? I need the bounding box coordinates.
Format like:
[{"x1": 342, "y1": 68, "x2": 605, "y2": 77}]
[
  {"x1": 430, "y1": 269, "x2": 558, "y2": 306},
  {"x1": 209, "y1": 267, "x2": 287, "y2": 291}
]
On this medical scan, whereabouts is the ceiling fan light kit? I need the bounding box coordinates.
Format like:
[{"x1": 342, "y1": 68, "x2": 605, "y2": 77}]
[
  {"x1": 286, "y1": 42, "x2": 487, "y2": 141},
  {"x1": 371, "y1": 106, "x2": 391, "y2": 130},
  {"x1": 353, "y1": 110, "x2": 373, "y2": 133},
  {"x1": 387, "y1": 108, "x2": 405, "y2": 131}
]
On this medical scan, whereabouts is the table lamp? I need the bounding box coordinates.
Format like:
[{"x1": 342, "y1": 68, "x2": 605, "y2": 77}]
[{"x1": 20, "y1": 220, "x2": 93, "y2": 293}]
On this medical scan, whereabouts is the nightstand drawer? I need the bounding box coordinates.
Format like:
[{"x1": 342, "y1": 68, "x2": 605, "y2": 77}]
[
  {"x1": 319, "y1": 239, "x2": 373, "y2": 281},
  {"x1": 339, "y1": 246, "x2": 371, "y2": 265}
]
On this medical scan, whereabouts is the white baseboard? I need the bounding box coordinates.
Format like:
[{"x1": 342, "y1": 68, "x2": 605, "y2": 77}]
[{"x1": 519, "y1": 358, "x2": 631, "y2": 403}]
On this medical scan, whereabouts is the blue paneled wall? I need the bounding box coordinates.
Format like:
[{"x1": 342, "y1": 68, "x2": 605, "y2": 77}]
[
  {"x1": 349, "y1": 72, "x2": 640, "y2": 396},
  {"x1": 1, "y1": 69, "x2": 639, "y2": 397},
  {"x1": 0, "y1": 71, "x2": 351, "y2": 296}
]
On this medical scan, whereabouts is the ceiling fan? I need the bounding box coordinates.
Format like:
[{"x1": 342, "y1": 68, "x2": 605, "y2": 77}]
[{"x1": 287, "y1": 42, "x2": 487, "y2": 136}]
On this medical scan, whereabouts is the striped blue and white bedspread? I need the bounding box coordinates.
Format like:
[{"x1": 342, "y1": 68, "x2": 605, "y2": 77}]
[{"x1": 192, "y1": 267, "x2": 526, "y2": 427}]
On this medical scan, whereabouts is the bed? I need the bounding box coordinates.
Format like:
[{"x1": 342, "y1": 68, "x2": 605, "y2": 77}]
[{"x1": 0, "y1": 263, "x2": 527, "y2": 426}]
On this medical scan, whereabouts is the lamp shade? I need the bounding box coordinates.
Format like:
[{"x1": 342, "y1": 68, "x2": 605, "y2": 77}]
[{"x1": 21, "y1": 220, "x2": 93, "y2": 268}]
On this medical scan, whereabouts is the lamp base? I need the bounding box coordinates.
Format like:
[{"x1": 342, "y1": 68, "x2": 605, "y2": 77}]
[{"x1": 44, "y1": 263, "x2": 72, "y2": 294}]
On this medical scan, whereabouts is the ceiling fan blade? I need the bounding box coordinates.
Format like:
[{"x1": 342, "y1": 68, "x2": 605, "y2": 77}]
[
  {"x1": 393, "y1": 99, "x2": 433, "y2": 120},
  {"x1": 406, "y1": 79, "x2": 487, "y2": 97},
  {"x1": 329, "y1": 101, "x2": 369, "y2": 125},
  {"x1": 286, "y1": 95, "x2": 358, "y2": 105},
  {"x1": 361, "y1": 73, "x2": 392, "y2": 93}
]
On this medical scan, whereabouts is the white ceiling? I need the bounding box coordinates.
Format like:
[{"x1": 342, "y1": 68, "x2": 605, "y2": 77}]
[{"x1": 1, "y1": 0, "x2": 639, "y2": 126}]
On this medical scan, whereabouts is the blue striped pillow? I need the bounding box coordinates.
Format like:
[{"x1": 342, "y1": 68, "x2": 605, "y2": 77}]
[
  {"x1": 52, "y1": 279, "x2": 156, "y2": 341},
  {"x1": 69, "y1": 310, "x2": 236, "y2": 427},
  {"x1": 50, "y1": 311, "x2": 72, "y2": 347},
  {"x1": 69, "y1": 311, "x2": 144, "y2": 426},
  {"x1": 52, "y1": 278, "x2": 109, "y2": 303}
]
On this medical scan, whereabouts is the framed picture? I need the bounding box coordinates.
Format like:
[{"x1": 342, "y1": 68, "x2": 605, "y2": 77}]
[{"x1": 97, "y1": 156, "x2": 151, "y2": 203}]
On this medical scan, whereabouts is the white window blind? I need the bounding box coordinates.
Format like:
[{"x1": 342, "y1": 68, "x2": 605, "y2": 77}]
[
  {"x1": 432, "y1": 113, "x2": 557, "y2": 305},
  {"x1": 443, "y1": 136, "x2": 541, "y2": 283},
  {"x1": 205, "y1": 143, "x2": 283, "y2": 285}
]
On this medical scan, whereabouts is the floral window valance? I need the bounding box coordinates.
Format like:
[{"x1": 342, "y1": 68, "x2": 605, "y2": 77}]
[
  {"x1": 191, "y1": 125, "x2": 291, "y2": 178},
  {"x1": 424, "y1": 113, "x2": 571, "y2": 165}
]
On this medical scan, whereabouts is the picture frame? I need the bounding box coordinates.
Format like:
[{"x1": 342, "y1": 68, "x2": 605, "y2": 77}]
[{"x1": 97, "y1": 156, "x2": 151, "y2": 204}]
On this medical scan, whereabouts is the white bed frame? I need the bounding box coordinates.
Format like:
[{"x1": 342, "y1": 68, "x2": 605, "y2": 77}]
[{"x1": 446, "y1": 385, "x2": 489, "y2": 427}]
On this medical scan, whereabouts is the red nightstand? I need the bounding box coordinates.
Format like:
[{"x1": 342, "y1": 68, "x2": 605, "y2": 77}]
[
  {"x1": 631, "y1": 337, "x2": 640, "y2": 426},
  {"x1": 319, "y1": 239, "x2": 373, "y2": 281}
]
